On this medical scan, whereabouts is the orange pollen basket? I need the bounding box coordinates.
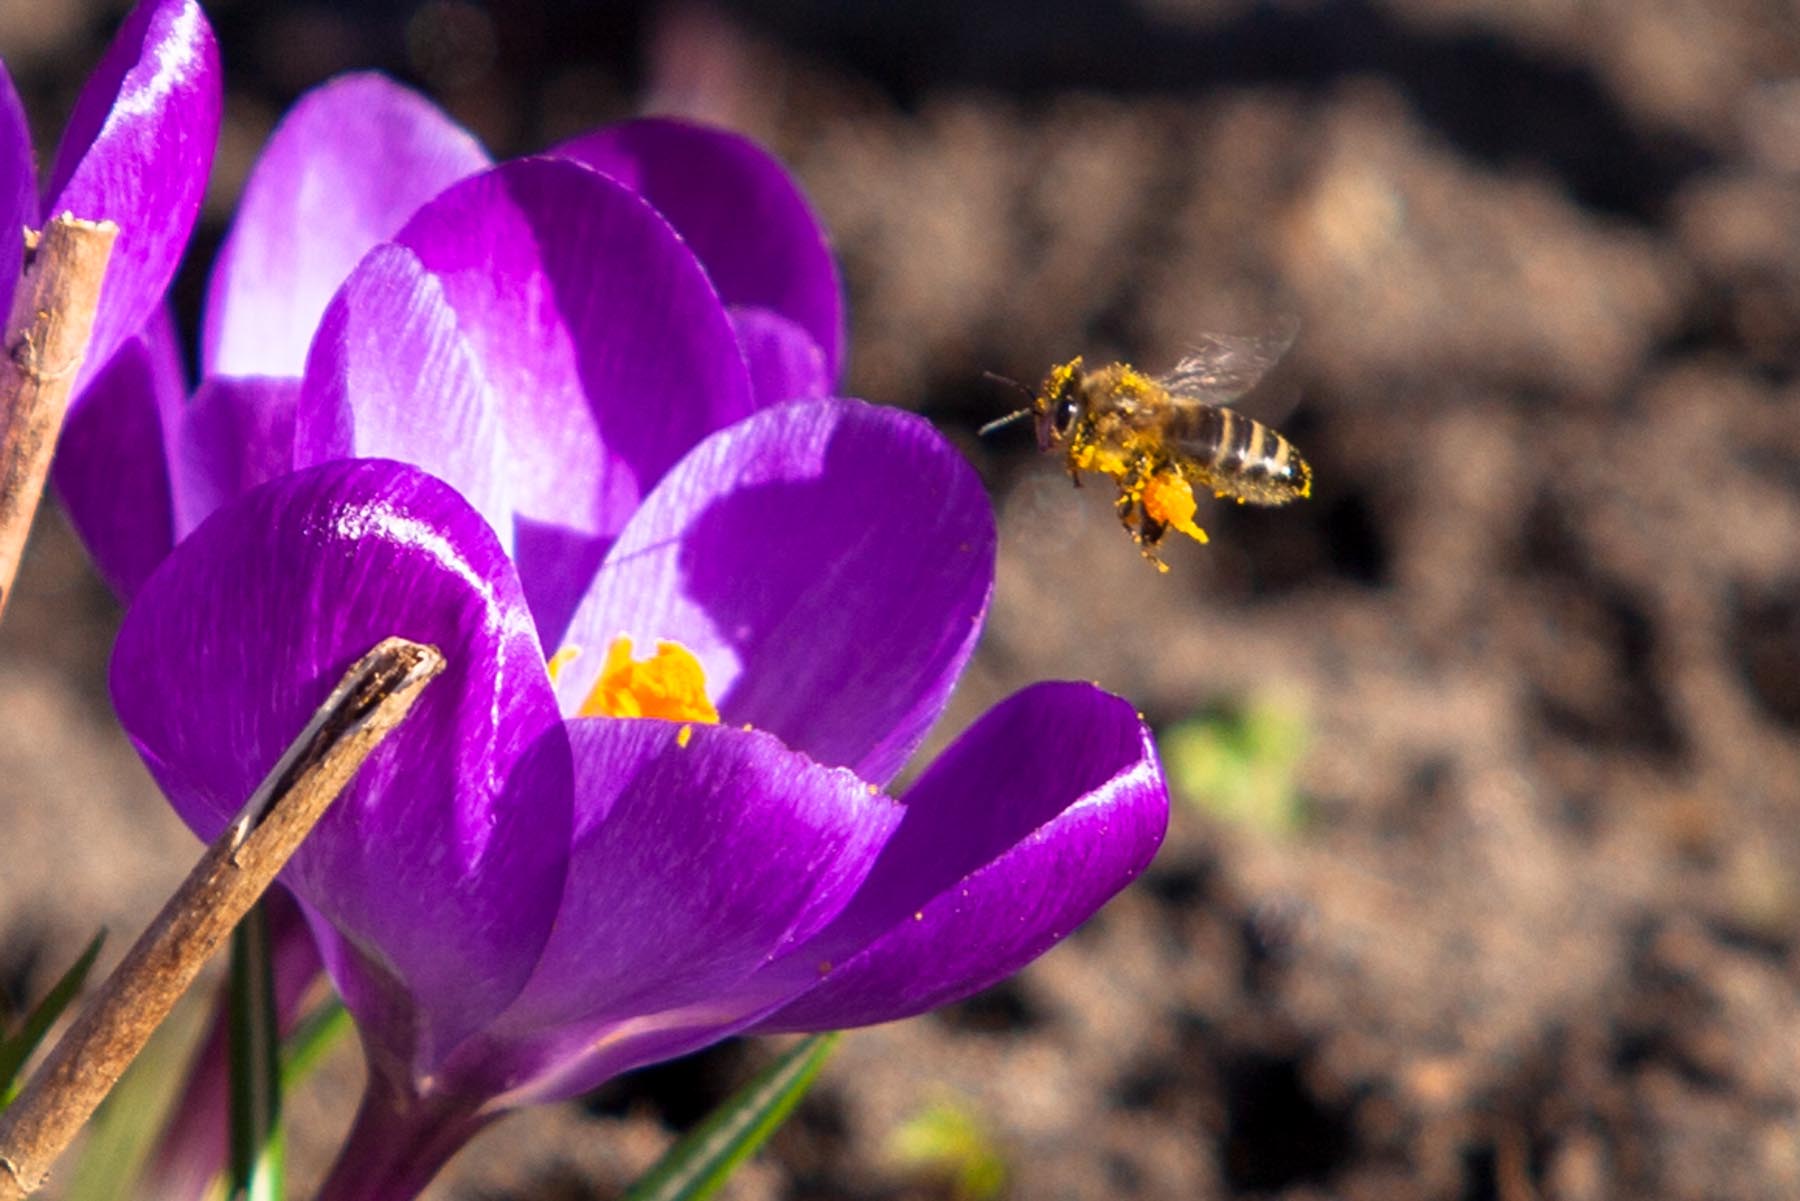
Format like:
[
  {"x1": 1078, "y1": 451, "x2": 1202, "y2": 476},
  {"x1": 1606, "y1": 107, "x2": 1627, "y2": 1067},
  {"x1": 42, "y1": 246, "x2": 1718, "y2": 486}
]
[{"x1": 1141, "y1": 473, "x2": 1209, "y2": 545}]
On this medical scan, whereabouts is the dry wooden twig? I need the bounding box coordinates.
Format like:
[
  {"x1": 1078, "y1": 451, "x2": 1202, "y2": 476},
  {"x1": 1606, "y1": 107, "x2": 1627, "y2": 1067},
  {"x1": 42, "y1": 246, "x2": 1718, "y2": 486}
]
[
  {"x1": 0, "y1": 636, "x2": 446, "y2": 1199},
  {"x1": 0, "y1": 215, "x2": 119, "y2": 627}
]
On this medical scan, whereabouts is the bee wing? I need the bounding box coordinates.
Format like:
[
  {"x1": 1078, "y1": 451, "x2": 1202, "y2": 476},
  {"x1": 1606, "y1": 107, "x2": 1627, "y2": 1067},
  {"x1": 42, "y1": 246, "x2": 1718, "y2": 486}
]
[{"x1": 1156, "y1": 316, "x2": 1299, "y2": 406}]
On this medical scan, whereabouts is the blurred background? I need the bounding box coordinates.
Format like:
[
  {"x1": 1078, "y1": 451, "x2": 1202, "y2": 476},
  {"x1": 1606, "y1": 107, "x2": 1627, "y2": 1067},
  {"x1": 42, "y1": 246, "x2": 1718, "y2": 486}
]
[{"x1": 3, "y1": 0, "x2": 1800, "y2": 1197}]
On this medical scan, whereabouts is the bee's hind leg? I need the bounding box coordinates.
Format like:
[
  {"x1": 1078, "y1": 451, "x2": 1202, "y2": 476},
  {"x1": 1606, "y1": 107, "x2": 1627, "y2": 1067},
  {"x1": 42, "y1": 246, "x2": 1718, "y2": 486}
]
[
  {"x1": 1113, "y1": 464, "x2": 1172, "y2": 572},
  {"x1": 1114, "y1": 487, "x2": 1140, "y2": 531},
  {"x1": 1114, "y1": 487, "x2": 1160, "y2": 555},
  {"x1": 1136, "y1": 513, "x2": 1170, "y2": 571},
  {"x1": 1112, "y1": 454, "x2": 1153, "y2": 528}
]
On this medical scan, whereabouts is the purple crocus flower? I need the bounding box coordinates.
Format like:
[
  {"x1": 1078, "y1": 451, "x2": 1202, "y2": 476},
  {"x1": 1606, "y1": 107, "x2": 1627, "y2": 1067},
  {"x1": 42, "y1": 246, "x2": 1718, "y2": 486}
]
[
  {"x1": 113, "y1": 445, "x2": 1165, "y2": 1198},
  {"x1": 0, "y1": 0, "x2": 217, "y2": 594},
  {"x1": 88, "y1": 70, "x2": 1165, "y2": 1200}
]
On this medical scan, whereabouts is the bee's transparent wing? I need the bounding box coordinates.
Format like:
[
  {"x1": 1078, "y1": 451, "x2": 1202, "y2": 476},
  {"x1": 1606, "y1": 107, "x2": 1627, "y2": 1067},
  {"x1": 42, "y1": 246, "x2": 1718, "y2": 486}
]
[{"x1": 1156, "y1": 316, "x2": 1299, "y2": 406}]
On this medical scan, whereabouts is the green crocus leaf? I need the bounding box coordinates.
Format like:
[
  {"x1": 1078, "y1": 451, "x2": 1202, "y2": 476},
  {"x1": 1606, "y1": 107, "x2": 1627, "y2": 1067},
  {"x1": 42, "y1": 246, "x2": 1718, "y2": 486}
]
[
  {"x1": 622, "y1": 1033, "x2": 839, "y2": 1201},
  {"x1": 227, "y1": 905, "x2": 283, "y2": 1201},
  {"x1": 0, "y1": 929, "x2": 106, "y2": 1106}
]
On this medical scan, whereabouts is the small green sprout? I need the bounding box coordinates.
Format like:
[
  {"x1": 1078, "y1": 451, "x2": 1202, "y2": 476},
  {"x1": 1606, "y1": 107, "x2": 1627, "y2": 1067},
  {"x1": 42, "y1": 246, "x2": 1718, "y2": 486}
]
[
  {"x1": 887, "y1": 1098, "x2": 1008, "y2": 1200},
  {"x1": 1160, "y1": 692, "x2": 1311, "y2": 837}
]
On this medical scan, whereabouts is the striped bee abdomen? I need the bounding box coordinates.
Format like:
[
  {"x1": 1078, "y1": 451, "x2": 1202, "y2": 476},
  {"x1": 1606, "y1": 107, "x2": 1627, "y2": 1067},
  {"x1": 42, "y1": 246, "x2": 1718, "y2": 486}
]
[{"x1": 1176, "y1": 405, "x2": 1312, "y2": 505}]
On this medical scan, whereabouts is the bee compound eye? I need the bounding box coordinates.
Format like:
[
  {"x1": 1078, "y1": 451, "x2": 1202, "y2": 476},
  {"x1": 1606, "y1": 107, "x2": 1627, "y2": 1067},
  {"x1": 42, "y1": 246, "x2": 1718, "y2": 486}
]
[{"x1": 1053, "y1": 395, "x2": 1080, "y2": 436}]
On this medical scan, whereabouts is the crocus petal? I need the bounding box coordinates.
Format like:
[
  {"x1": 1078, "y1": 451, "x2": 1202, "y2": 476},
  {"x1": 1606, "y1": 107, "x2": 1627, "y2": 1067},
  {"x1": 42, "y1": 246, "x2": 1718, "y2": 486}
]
[
  {"x1": 451, "y1": 718, "x2": 899, "y2": 1102},
  {"x1": 731, "y1": 306, "x2": 830, "y2": 407},
  {"x1": 299, "y1": 243, "x2": 512, "y2": 540},
  {"x1": 111, "y1": 460, "x2": 573, "y2": 1071},
  {"x1": 51, "y1": 308, "x2": 184, "y2": 599},
  {"x1": 202, "y1": 73, "x2": 489, "y2": 378},
  {"x1": 557, "y1": 398, "x2": 994, "y2": 784},
  {"x1": 557, "y1": 118, "x2": 845, "y2": 378},
  {"x1": 748, "y1": 682, "x2": 1169, "y2": 1033},
  {"x1": 169, "y1": 375, "x2": 300, "y2": 539},
  {"x1": 0, "y1": 65, "x2": 35, "y2": 320},
  {"x1": 383, "y1": 156, "x2": 754, "y2": 640},
  {"x1": 44, "y1": 0, "x2": 219, "y2": 388}
]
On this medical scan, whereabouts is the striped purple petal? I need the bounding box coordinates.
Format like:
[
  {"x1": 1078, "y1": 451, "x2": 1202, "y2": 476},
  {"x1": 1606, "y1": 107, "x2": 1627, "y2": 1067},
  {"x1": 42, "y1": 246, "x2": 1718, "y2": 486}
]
[
  {"x1": 750, "y1": 682, "x2": 1169, "y2": 1033},
  {"x1": 0, "y1": 64, "x2": 35, "y2": 321},
  {"x1": 51, "y1": 307, "x2": 185, "y2": 599},
  {"x1": 111, "y1": 460, "x2": 573, "y2": 1072},
  {"x1": 44, "y1": 0, "x2": 218, "y2": 388},
  {"x1": 556, "y1": 398, "x2": 994, "y2": 784},
  {"x1": 558, "y1": 118, "x2": 844, "y2": 379},
  {"x1": 202, "y1": 73, "x2": 489, "y2": 379}
]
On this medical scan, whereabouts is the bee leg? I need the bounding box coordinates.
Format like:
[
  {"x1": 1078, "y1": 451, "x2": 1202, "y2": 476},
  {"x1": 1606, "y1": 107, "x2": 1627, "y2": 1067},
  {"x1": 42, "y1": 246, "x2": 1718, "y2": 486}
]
[
  {"x1": 1113, "y1": 455, "x2": 1151, "y2": 515},
  {"x1": 1137, "y1": 516, "x2": 1170, "y2": 571},
  {"x1": 1113, "y1": 485, "x2": 1143, "y2": 533},
  {"x1": 1130, "y1": 456, "x2": 1172, "y2": 566}
]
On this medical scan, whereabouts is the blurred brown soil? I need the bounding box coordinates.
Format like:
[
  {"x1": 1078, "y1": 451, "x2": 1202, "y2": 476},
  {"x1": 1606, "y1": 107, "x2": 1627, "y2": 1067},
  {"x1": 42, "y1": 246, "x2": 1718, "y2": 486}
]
[{"x1": 3, "y1": 1, "x2": 1800, "y2": 1199}]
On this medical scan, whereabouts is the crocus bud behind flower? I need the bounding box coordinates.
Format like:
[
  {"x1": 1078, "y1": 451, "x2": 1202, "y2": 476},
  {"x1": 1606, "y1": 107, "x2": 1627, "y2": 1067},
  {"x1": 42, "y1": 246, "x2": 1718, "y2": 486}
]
[
  {"x1": 0, "y1": 0, "x2": 219, "y2": 600},
  {"x1": 0, "y1": 0, "x2": 218, "y2": 384}
]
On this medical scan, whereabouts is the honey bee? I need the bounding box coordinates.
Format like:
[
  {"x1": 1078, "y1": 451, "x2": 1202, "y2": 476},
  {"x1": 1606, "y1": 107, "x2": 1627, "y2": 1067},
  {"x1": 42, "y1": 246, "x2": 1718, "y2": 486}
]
[{"x1": 981, "y1": 324, "x2": 1312, "y2": 570}]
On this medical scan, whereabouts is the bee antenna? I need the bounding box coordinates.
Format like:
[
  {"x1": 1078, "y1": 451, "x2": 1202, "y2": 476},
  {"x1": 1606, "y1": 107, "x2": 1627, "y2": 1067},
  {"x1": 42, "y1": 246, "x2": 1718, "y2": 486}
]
[
  {"x1": 977, "y1": 407, "x2": 1033, "y2": 437},
  {"x1": 977, "y1": 371, "x2": 1036, "y2": 438},
  {"x1": 982, "y1": 370, "x2": 1034, "y2": 401}
]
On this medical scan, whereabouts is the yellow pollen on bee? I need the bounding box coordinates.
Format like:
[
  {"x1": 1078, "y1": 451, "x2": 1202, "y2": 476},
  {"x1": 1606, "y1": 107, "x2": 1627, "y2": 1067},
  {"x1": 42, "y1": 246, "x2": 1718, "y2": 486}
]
[
  {"x1": 1114, "y1": 365, "x2": 1157, "y2": 397},
  {"x1": 1142, "y1": 473, "x2": 1209, "y2": 546},
  {"x1": 1071, "y1": 442, "x2": 1130, "y2": 477},
  {"x1": 571, "y1": 636, "x2": 721, "y2": 724},
  {"x1": 1044, "y1": 356, "x2": 1084, "y2": 397}
]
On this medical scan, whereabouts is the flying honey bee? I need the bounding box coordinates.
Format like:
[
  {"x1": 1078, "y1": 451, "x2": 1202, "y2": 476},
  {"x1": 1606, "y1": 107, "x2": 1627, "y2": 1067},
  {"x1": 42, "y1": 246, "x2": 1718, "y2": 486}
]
[{"x1": 980, "y1": 323, "x2": 1312, "y2": 570}]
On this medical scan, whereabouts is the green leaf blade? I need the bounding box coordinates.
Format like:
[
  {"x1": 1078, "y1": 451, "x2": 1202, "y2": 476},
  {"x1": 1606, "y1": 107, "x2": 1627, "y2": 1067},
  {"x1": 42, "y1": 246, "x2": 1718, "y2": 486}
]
[
  {"x1": 227, "y1": 904, "x2": 284, "y2": 1201},
  {"x1": 280, "y1": 994, "x2": 349, "y2": 1089},
  {"x1": 0, "y1": 928, "x2": 106, "y2": 1106},
  {"x1": 622, "y1": 1033, "x2": 840, "y2": 1201}
]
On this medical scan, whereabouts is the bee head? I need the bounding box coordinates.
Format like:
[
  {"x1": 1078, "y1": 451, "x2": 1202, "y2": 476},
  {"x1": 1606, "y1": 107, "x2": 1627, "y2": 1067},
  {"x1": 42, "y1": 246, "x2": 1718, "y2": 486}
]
[{"x1": 1035, "y1": 357, "x2": 1086, "y2": 451}]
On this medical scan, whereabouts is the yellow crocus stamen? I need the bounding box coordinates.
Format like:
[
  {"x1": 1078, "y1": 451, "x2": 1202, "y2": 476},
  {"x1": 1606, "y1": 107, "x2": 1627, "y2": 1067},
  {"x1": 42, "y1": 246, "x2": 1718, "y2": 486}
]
[
  {"x1": 575, "y1": 636, "x2": 721, "y2": 724},
  {"x1": 1141, "y1": 472, "x2": 1209, "y2": 547},
  {"x1": 546, "y1": 646, "x2": 581, "y2": 684}
]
